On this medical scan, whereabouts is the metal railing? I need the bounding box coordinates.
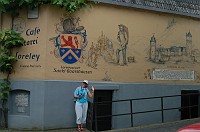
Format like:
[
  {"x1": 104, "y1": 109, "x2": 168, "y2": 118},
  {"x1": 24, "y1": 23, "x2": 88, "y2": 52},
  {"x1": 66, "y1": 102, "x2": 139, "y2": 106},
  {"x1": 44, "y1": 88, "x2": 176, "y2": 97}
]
[{"x1": 89, "y1": 93, "x2": 200, "y2": 131}]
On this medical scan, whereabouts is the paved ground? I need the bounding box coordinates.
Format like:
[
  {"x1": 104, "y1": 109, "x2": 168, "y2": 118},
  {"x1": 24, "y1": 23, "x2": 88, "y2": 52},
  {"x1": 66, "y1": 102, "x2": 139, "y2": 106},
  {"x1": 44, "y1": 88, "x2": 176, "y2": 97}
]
[
  {"x1": 1, "y1": 118, "x2": 200, "y2": 132},
  {"x1": 105, "y1": 118, "x2": 200, "y2": 132}
]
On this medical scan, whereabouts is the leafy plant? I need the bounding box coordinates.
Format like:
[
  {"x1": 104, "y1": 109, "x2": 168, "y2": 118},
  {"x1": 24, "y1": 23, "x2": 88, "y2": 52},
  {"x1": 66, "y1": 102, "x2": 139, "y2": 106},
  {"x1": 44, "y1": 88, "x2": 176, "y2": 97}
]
[
  {"x1": 0, "y1": 79, "x2": 10, "y2": 101},
  {"x1": 0, "y1": 0, "x2": 48, "y2": 16},
  {"x1": 51, "y1": 0, "x2": 93, "y2": 13},
  {"x1": 0, "y1": 53, "x2": 17, "y2": 73},
  {"x1": 0, "y1": 29, "x2": 24, "y2": 73},
  {"x1": 0, "y1": 0, "x2": 94, "y2": 16},
  {"x1": 0, "y1": 79, "x2": 10, "y2": 127},
  {"x1": 0, "y1": 30, "x2": 24, "y2": 49},
  {"x1": 0, "y1": 29, "x2": 24, "y2": 128}
]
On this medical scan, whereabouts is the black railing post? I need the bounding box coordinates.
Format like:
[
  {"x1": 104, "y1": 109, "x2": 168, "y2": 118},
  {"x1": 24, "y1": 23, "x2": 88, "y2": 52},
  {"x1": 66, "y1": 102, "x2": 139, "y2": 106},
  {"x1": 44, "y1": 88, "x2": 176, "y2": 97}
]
[
  {"x1": 90, "y1": 102, "x2": 94, "y2": 132},
  {"x1": 130, "y1": 99, "x2": 133, "y2": 127},
  {"x1": 94, "y1": 102, "x2": 98, "y2": 132},
  {"x1": 189, "y1": 95, "x2": 191, "y2": 119},
  {"x1": 161, "y1": 97, "x2": 164, "y2": 123}
]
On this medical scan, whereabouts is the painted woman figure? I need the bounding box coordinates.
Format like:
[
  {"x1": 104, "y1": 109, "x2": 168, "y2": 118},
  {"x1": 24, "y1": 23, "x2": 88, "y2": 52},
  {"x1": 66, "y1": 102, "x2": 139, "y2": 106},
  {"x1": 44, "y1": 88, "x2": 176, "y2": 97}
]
[{"x1": 116, "y1": 24, "x2": 129, "y2": 65}]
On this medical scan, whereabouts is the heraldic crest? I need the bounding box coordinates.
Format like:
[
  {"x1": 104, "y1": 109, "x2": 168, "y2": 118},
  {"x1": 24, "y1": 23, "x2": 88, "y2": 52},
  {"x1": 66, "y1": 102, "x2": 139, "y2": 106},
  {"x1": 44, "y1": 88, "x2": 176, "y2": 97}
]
[{"x1": 51, "y1": 16, "x2": 88, "y2": 64}]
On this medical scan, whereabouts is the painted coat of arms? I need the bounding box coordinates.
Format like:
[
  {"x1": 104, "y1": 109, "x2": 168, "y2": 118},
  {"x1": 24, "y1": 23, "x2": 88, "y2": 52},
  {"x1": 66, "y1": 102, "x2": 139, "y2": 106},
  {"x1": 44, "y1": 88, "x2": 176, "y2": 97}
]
[
  {"x1": 50, "y1": 16, "x2": 87, "y2": 64},
  {"x1": 58, "y1": 34, "x2": 82, "y2": 64}
]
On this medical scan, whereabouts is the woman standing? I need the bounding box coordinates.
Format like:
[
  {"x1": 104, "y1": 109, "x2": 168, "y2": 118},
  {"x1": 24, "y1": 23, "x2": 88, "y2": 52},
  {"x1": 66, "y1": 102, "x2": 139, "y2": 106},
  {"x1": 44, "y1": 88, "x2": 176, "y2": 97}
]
[{"x1": 74, "y1": 80, "x2": 95, "y2": 131}]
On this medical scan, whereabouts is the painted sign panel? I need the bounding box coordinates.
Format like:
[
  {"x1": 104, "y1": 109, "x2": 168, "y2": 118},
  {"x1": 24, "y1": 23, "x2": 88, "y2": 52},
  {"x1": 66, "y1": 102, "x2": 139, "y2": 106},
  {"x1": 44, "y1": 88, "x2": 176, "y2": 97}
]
[
  {"x1": 15, "y1": 93, "x2": 29, "y2": 113},
  {"x1": 153, "y1": 69, "x2": 195, "y2": 80}
]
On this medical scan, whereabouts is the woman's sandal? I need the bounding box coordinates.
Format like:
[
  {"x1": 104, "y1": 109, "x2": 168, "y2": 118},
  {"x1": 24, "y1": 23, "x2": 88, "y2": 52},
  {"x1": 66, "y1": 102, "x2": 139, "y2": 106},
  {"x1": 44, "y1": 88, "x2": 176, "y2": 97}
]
[{"x1": 77, "y1": 127, "x2": 81, "y2": 131}]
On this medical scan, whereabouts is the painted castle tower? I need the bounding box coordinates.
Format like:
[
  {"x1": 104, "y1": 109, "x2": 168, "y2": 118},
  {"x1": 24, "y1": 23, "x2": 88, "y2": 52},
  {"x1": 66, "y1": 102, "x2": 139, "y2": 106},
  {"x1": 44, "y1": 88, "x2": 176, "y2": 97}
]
[
  {"x1": 149, "y1": 35, "x2": 156, "y2": 61},
  {"x1": 186, "y1": 31, "x2": 192, "y2": 56},
  {"x1": 149, "y1": 32, "x2": 193, "y2": 63}
]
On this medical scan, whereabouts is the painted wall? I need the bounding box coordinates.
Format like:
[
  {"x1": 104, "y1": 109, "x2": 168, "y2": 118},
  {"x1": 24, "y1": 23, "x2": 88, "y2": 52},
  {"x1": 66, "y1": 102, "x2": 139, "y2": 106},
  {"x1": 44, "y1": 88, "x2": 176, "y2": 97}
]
[
  {"x1": 1, "y1": 3, "x2": 200, "y2": 84},
  {"x1": 0, "y1": 3, "x2": 200, "y2": 130}
]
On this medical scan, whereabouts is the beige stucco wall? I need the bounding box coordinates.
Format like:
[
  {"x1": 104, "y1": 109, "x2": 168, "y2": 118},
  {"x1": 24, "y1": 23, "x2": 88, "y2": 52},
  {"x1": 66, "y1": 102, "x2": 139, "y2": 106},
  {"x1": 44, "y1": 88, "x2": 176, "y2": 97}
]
[
  {"x1": 0, "y1": 7, "x2": 48, "y2": 80},
  {"x1": 1, "y1": 4, "x2": 200, "y2": 84}
]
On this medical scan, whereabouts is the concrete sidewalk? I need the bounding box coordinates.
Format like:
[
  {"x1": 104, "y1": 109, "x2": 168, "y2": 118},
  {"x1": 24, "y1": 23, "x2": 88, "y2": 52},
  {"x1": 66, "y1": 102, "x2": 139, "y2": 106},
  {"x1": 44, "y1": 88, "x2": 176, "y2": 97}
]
[{"x1": 2, "y1": 118, "x2": 200, "y2": 132}]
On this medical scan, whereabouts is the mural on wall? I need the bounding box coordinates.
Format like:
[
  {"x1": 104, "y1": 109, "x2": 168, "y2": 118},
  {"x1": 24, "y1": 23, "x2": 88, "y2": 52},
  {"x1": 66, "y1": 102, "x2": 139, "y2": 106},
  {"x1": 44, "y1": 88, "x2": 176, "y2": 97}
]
[
  {"x1": 142, "y1": 17, "x2": 200, "y2": 81},
  {"x1": 85, "y1": 42, "x2": 99, "y2": 69},
  {"x1": 85, "y1": 24, "x2": 130, "y2": 69},
  {"x1": 94, "y1": 24, "x2": 133, "y2": 66},
  {"x1": 50, "y1": 16, "x2": 88, "y2": 64},
  {"x1": 116, "y1": 24, "x2": 129, "y2": 65},
  {"x1": 146, "y1": 18, "x2": 200, "y2": 65},
  {"x1": 146, "y1": 31, "x2": 200, "y2": 81},
  {"x1": 50, "y1": 16, "x2": 132, "y2": 67},
  {"x1": 49, "y1": 15, "x2": 137, "y2": 81},
  {"x1": 148, "y1": 31, "x2": 195, "y2": 64},
  {"x1": 49, "y1": 14, "x2": 200, "y2": 82},
  {"x1": 6, "y1": 4, "x2": 200, "y2": 83}
]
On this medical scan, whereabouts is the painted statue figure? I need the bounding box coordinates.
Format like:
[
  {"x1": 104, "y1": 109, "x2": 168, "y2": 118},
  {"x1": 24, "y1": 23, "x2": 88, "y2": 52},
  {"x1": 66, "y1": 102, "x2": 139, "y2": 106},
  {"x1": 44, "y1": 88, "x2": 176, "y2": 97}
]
[{"x1": 116, "y1": 24, "x2": 129, "y2": 65}]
